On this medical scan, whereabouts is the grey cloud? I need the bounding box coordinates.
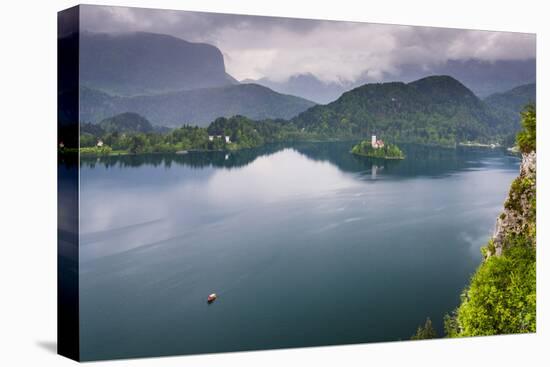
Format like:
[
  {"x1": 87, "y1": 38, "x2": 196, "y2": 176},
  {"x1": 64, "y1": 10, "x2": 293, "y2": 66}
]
[{"x1": 79, "y1": 5, "x2": 536, "y2": 83}]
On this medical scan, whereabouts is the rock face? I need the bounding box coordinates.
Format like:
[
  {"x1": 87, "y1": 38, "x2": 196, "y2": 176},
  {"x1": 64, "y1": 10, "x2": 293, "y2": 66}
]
[
  {"x1": 491, "y1": 151, "x2": 536, "y2": 257},
  {"x1": 79, "y1": 32, "x2": 237, "y2": 96}
]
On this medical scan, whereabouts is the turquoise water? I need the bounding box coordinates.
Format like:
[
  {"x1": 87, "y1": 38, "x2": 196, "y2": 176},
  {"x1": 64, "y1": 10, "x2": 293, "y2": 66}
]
[{"x1": 79, "y1": 142, "x2": 519, "y2": 360}]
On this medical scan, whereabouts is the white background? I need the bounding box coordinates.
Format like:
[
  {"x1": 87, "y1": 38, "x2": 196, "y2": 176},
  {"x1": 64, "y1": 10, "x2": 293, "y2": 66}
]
[{"x1": 0, "y1": 0, "x2": 547, "y2": 366}]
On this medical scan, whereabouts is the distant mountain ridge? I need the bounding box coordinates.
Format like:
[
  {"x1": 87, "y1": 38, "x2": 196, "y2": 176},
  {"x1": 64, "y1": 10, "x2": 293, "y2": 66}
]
[
  {"x1": 383, "y1": 58, "x2": 536, "y2": 98},
  {"x1": 251, "y1": 58, "x2": 536, "y2": 103},
  {"x1": 80, "y1": 84, "x2": 316, "y2": 127},
  {"x1": 80, "y1": 32, "x2": 238, "y2": 96},
  {"x1": 248, "y1": 73, "x2": 346, "y2": 104}
]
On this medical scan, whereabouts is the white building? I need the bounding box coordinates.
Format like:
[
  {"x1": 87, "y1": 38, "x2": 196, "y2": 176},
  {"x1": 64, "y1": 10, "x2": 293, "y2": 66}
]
[
  {"x1": 208, "y1": 135, "x2": 231, "y2": 143},
  {"x1": 96, "y1": 140, "x2": 104, "y2": 147},
  {"x1": 371, "y1": 135, "x2": 384, "y2": 149}
]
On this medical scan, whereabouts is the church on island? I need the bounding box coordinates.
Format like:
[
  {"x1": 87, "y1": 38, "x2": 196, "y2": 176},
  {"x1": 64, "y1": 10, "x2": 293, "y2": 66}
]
[{"x1": 371, "y1": 135, "x2": 384, "y2": 149}]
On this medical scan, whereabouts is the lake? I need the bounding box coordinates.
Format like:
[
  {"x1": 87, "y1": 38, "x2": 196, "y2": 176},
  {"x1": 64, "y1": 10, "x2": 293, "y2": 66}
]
[{"x1": 78, "y1": 142, "x2": 519, "y2": 360}]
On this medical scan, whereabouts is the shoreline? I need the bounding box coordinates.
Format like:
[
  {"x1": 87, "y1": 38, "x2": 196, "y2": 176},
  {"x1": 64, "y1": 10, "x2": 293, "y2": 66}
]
[
  {"x1": 65, "y1": 139, "x2": 513, "y2": 159},
  {"x1": 350, "y1": 151, "x2": 405, "y2": 160},
  {"x1": 458, "y1": 142, "x2": 501, "y2": 148}
]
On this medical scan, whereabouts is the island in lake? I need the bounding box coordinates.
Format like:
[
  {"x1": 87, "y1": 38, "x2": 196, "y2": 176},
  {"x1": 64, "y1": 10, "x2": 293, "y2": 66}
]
[{"x1": 351, "y1": 136, "x2": 405, "y2": 159}]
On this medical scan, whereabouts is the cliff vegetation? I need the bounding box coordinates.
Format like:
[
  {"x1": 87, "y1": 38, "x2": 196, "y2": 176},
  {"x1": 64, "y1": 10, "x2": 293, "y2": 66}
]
[{"x1": 444, "y1": 105, "x2": 536, "y2": 337}]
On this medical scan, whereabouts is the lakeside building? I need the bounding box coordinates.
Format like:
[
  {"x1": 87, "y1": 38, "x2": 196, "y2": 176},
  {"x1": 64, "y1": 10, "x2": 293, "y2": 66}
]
[
  {"x1": 371, "y1": 135, "x2": 384, "y2": 149},
  {"x1": 208, "y1": 135, "x2": 232, "y2": 143}
]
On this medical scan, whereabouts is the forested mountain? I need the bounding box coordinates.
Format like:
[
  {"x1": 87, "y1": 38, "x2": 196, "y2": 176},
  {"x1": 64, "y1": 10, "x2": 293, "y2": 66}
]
[
  {"x1": 485, "y1": 83, "x2": 536, "y2": 125},
  {"x1": 291, "y1": 75, "x2": 502, "y2": 146},
  {"x1": 79, "y1": 84, "x2": 315, "y2": 127},
  {"x1": 79, "y1": 32, "x2": 237, "y2": 96}
]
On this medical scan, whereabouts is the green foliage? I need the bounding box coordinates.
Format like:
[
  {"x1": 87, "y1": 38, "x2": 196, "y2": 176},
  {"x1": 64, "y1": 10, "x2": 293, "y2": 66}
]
[
  {"x1": 481, "y1": 239, "x2": 496, "y2": 258},
  {"x1": 504, "y1": 175, "x2": 536, "y2": 220},
  {"x1": 445, "y1": 136, "x2": 536, "y2": 338},
  {"x1": 516, "y1": 105, "x2": 536, "y2": 153},
  {"x1": 292, "y1": 76, "x2": 503, "y2": 147},
  {"x1": 207, "y1": 115, "x2": 264, "y2": 149},
  {"x1": 79, "y1": 145, "x2": 113, "y2": 156},
  {"x1": 79, "y1": 133, "x2": 97, "y2": 148},
  {"x1": 79, "y1": 113, "x2": 301, "y2": 155},
  {"x1": 484, "y1": 83, "x2": 536, "y2": 140},
  {"x1": 443, "y1": 312, "x2": 460, "y2": 338},
  {"x1": 128, "y1": 134, "x2": 148, "y2": 154},
  {"x1": 452, "y1": 236, "x2": 536, "y2": 336},
  {"x1": 99, "y1": 112, "x2": 154, "y2": 134},
  {"x1": 351, "y1": 140, "x2": 405, "y2": 159},
  {"x1": 411, "y1": 318, "x2": 438, "y2": 340}
]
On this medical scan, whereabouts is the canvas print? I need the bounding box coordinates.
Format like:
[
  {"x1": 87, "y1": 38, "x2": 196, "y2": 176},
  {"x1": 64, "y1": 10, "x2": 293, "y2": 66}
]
[{"x1": 57, "y1": 4, "x2": 537, "y2": 361}]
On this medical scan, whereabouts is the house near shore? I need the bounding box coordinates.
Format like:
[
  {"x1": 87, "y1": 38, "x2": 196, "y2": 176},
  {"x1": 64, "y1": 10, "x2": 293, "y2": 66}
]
[
  {"x1": 371, "y1": 135, "x2": 384, "y2": 149},
  {"x1": 208, "y1": 135, "x2": 231, "y2": 143},
  {"x1": 96, "y1": 140, "x2": 104, "y2": 147}
]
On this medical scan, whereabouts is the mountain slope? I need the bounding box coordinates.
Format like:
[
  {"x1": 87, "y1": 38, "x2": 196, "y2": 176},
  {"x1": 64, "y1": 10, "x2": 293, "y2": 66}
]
[
  {"x1": 483, "y1": 83, "x2": 536, "y2": 145},
  {"x1": 485, "y1": 83, "x2": 536, "y2": 124},
  {"x1": 98, "y1": 112, "x2": 154, "y2": 134},
  {"x1": 291, "y1": 75, "x2": 501, "y2": 146},
  {"x1": 79, "y1": 32, "x2": 237, "y2": 96},
  {"x1": 80, "y1": 84, "x2": 316, "y2": 127}
]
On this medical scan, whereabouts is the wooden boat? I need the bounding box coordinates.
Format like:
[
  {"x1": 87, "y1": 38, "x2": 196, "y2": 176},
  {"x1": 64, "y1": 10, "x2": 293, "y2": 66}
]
[{"x1": 207, "y1": 293, "x2": 217, "y2": 303}]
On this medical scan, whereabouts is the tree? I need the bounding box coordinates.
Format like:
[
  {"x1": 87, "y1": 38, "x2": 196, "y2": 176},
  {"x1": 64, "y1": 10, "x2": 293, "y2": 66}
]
[
  {"x1": 128, "y1": 134, "x2": 147, "y2": 154},
  {"x1": 411, "y1": 317, "x2": 438, "y2": 340},
  {"x1": 516, "y1": 104, "x2": 536, "y2": 153},
  {"x1": 80, "y1": 133, "x2": 97, "y2": 148}
]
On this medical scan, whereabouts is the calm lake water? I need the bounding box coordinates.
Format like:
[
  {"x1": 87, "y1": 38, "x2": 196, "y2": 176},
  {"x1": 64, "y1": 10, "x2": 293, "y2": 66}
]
[{"x1": 79, "y1": 142, "x2": 519, "y2": 360}]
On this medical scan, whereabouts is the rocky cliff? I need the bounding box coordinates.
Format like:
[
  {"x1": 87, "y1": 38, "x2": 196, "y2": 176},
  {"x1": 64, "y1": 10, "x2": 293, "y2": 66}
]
[
  {"x1": 441, "y1": 105, "x2": 536, "y2": 337},
  {"x1": 489, "y1": 151, "x2": 536, "y2": 257}
]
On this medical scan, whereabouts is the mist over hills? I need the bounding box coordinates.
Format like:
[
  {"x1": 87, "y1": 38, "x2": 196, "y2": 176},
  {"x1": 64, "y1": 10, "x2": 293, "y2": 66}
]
[
  {"x1": 396, "y1": 59, "x2": 536, "y2": 98},
  {"x1": 250, "y1": 59, "x2": 536, "y2": 104},
  {"x1": 244, "y1": 74, "x2": 346, "y2": 105}
]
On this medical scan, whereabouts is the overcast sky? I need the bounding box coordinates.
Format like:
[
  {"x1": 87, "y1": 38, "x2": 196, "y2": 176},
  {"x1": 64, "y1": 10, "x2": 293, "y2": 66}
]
[{"x1": 80, "y1": 5, "x2": 536, "y2": 83}]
